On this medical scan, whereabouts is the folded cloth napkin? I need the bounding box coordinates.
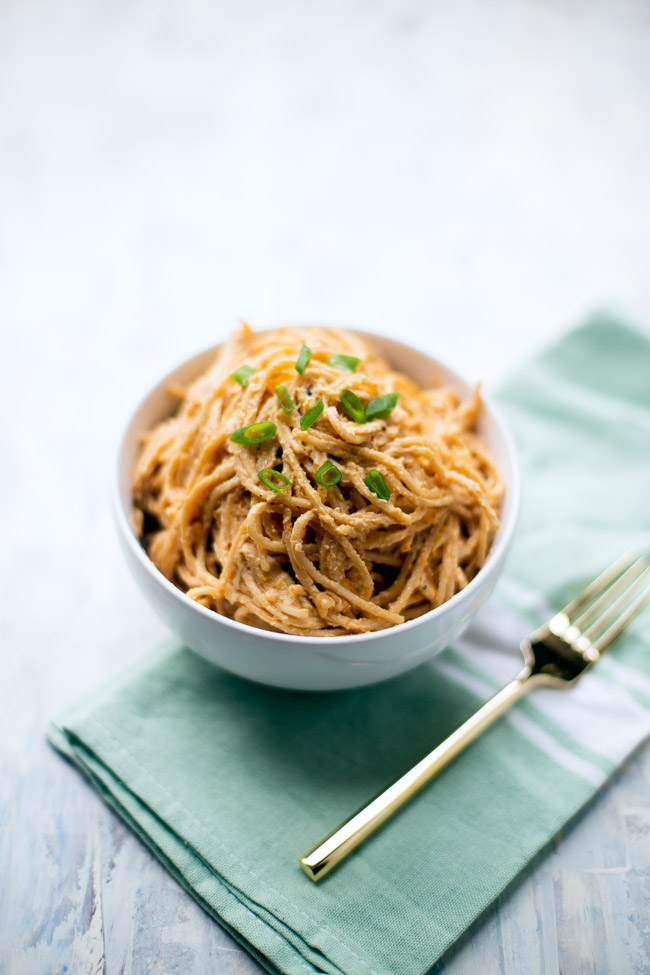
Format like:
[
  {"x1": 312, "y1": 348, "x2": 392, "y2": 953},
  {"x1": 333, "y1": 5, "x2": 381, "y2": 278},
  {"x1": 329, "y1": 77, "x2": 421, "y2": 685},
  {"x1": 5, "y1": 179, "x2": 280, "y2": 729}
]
[{"x1": 49, "y1": 313, "x2": 650, "y2": 975}]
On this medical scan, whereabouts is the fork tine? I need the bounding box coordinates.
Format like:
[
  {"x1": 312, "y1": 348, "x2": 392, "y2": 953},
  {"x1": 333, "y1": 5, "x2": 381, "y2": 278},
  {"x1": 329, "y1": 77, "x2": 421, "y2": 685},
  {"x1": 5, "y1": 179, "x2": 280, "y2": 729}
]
[
  {"x1": 582, "y1": 563, "x2": 650, "y2": 641},
  {"x1": 557, "y1": 551, "x2": 636, "y2": 622},
  {"x1": 570, "y1": 557, "x2": 648, "y2": 632},
  {"x1": 582, "y1": 564, "x2": 650, "y2": 642},
  {"x1": 590, "y1": 571, "x2": 650, "y2": 654}
]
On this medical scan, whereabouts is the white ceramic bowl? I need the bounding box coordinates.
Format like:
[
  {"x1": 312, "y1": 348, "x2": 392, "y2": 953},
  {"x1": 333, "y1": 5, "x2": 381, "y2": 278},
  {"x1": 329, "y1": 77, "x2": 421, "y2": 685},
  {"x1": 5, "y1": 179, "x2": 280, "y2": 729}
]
[{"x1": 114, "y1": 330, "x2": 520, "y2": 691}]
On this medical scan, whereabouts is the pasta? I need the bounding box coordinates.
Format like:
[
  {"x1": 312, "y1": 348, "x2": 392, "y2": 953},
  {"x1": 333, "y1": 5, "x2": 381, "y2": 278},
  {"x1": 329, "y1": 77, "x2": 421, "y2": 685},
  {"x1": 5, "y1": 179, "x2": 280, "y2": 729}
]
[{"x1": 132, "y1": 325, "x2": 503, "y2": 635}]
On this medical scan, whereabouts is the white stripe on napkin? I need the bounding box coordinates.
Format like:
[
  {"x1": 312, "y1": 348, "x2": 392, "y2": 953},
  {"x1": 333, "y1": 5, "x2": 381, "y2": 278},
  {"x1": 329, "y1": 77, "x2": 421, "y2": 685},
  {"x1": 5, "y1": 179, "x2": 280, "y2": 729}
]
[
  {"x1": 446, "y1": 580, "x2": 650, "y2": 770},
  {"x1": 597, "y1": 656, "x2": 650, "y2": 702},
  {"x1": 433, "y1": 657, "x2": 606, "y2": 787}
]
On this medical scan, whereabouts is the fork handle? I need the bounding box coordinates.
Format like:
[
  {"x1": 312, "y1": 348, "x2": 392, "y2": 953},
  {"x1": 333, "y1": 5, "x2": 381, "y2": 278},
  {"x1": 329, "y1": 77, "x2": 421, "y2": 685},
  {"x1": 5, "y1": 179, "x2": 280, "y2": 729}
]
[{"x1": 299, "y1": 667, "x2": 533, "y2": 881}]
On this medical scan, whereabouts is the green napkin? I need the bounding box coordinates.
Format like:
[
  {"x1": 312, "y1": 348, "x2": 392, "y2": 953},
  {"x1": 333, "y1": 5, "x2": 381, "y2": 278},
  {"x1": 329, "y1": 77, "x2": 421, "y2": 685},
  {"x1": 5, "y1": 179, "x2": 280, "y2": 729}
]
[{"x1": 49, "y1": 314, "x2": 650, "y2": 975}]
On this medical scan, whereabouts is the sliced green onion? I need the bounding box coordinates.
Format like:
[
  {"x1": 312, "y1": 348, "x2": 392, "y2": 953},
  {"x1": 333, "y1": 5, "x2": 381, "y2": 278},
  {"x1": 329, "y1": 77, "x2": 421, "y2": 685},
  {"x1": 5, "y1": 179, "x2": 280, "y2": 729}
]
[
  {"x1": 230, "y1": 364, "x2": 257, "y2": 388},
  {"x1": 275, "y1": 384, "x2": 294, "y2": 413},
  {"x1": 340, "y1": 389, "x2": 366, "y2": 423},
  {"x1": 365, "y1": 391, "x2": 399, "y2": 420},
  {"x1": 365, "y1": 469, "x2": 390, "y2": 501},
  {"x1": 258, "y1": 468, "x2": 290, "y2": 492},
  {"x1": 300, "y1": 397, "x2": 324, "y2": 431},
  {"x1": 326, "y1": 353, "x2": 361, "y2": 373},
  {"x1": 230, "y1": 421, "x2": 277, "y2": 446},
  {"x1": 315, "y1": 460, "x2": 342, "y2": 487},
  {"x1": 295, "y1": 343, "x2": 312, "y2": 375}
]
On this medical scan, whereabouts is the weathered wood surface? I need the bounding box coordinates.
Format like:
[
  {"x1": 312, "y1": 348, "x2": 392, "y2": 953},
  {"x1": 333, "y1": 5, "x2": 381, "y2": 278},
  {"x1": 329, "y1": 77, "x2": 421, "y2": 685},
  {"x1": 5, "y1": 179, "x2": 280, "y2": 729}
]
[{"x1": 2, "y1": 0, "x2": 650, "y2": 972}]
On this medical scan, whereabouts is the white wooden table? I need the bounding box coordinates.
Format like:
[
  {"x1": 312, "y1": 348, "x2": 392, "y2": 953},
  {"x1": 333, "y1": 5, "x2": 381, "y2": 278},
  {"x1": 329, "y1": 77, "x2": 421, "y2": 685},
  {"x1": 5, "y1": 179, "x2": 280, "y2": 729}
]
[{"x1": 2, "y1": 1, "x2": 650, "y2": 972}]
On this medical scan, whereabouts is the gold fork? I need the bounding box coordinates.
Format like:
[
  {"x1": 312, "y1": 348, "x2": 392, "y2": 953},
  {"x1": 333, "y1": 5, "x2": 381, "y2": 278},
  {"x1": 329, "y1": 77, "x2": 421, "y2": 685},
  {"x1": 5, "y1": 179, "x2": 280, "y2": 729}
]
[{"x1": 300, "y1": 552, "x2": 650, "y2": 881}]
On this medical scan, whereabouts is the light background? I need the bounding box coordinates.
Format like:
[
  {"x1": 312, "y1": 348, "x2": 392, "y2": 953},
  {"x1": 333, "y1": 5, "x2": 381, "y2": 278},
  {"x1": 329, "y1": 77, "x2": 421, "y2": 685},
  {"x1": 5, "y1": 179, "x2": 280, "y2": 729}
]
[{"x1": 2, "y1": 1, "x2": 650, "y2": 973}]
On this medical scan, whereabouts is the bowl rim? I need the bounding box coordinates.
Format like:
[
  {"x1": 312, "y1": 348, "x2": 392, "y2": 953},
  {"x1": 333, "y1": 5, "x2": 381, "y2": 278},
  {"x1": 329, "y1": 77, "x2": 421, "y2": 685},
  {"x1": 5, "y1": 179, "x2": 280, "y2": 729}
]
[{"x1": 114, "y1": 327, "x2": 520, "y2": 646}]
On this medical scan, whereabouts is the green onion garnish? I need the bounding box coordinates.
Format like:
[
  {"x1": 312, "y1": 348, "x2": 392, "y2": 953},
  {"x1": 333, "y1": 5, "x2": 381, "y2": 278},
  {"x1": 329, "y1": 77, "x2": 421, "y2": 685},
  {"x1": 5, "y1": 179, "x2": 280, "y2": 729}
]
[
  {"x1": 326, "y1": 353, "x2": 361, "y2": 373},
  {"x1": 230, "y1": 421, "x2": 277, "y2": 446},
  {"x1": 230, "y1": 364, "x2": 257, "y2": 388},
  {"x1": 258, "y1": 468, "x2": 290, "y2": 492},
  {"x1": 315, "y1": 461, "x2": 342, "y2": 487},
  {"x1": 340, "y1": 389, "x2": 366, "y2": 423},
  {"x1": 365, "y1": 391, "x2": 399, "y2": 420},
  {"x1": 364, "y1": 469, "x2": 390, "y2": 501},
  {"x1": 295, "y1": 343, "x2": 312, "y2": 375},
  {"x1": 275, "y1": 384, "x2": 294, "y2": 413},
  {"x1": 300, "y1": 397, "x2": 324, "y2": 431}
]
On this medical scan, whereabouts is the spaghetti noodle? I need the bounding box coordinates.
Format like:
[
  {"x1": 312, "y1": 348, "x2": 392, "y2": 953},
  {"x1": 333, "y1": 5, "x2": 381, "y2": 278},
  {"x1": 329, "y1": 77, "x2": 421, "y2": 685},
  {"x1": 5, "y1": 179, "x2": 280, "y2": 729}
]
[{"x1": 132, "y1": 325, "x2": 503, "y2": 635}]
